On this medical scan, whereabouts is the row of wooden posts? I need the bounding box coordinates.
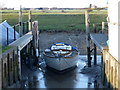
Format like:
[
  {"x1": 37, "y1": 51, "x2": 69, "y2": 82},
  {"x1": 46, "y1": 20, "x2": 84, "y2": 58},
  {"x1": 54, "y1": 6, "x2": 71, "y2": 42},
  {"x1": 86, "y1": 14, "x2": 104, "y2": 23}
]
[
  {"x1": 85, "y1": 10, "x2": 120, "y2": 89},
  {"x1": 0, "y1": 7, "x2": 39, "y2": 89},
  {"x1": 6, "y1": 7, "x2": 32, "y2": 46},
  {"x1": 0, "y1": 47, "x2": 20, "y2": 89},
  {"x1": 19, "y1": 7, "x2": 32, "y2": 36},
  {"x1": 85, "y1": 10, "x2": 108, "y2": 67}
]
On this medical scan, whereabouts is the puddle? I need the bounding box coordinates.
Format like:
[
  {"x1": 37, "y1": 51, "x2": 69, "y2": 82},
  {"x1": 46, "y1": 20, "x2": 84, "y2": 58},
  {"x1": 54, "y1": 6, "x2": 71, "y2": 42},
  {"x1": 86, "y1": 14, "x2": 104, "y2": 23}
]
[{"x1": 20, "y1": 55, "x2": 102, "y2": 88}]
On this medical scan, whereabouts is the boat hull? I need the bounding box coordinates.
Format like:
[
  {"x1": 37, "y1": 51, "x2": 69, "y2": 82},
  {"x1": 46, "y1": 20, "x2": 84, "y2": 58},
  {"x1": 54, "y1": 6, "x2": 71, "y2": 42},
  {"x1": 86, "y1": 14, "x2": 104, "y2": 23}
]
[{"x1": 43, "y1": 51, "x2": 79, "y2": 71}]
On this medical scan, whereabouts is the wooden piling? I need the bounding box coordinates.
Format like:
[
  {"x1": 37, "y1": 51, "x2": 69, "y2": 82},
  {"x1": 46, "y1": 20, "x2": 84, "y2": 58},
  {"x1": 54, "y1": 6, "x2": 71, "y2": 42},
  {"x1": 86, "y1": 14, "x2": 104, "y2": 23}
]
[
  {"x1": 17, "y1": 46, "x2": 21, "y2": 81},
  {"x1": 23, "y1": 22, "x2": 25, "y2": 34},
  {"x1": 19, "y1": 5, "x2": 23, "y2": 36},
  {"x1": 93, "y1": 24, "x2": 97, "y2": 65},
  {"x1": 94, "y1": 44, "x2": 97, "y2": 65},
  {"x1": 32, "y1": 21, "x2": 39, "y2": 58},
  {"x1": 28, "y1": 11, "x2": 32, "y2": 31},
  {"x1": 85, "y1": 10, "x2": 91, "y2": 67},
  {"x1": 93, "y1": 24, "x2": 96, "y2": 33},
  {"x1": 102, "y1": 22, "x2": 105, "y2": 33}
]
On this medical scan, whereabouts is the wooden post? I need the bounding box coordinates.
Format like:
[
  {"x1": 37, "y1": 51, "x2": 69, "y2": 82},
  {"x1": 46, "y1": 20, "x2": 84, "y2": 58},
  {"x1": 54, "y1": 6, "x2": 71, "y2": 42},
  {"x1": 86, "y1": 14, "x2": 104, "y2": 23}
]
[
  {"x1": 102, "y1": 22, "x2": 105, "y2": 33},
  {"x1": 85, "y1": 10, "x2": 91, "y2": 67},
  {"x1": 32, "y1": 21, "x2": 39, "y2": 58},
  {"x1": 93, "y1": 24, "x2": 97, "y2": 65},
  {"x1": 93, "y1": 24, "x2": 96, "y2": 33},
  {"x1": 27, "y1": 22, "x2": 29, "y2": 33},
  {"x1": 17, "y1": 46, "x2": 21, "y2": 81},
  {"x1": 19, "y1": 5, "x2": 23, "y2": 36},
  {"x1": 28, "y1": 11, "x2": 32, "y2": 31},
  {"x1": 23, "y1": 22, "x2": 24, "y2": 34},
  {"x1": 94, "y1": 44, "x2": 97, "y2": 65}
]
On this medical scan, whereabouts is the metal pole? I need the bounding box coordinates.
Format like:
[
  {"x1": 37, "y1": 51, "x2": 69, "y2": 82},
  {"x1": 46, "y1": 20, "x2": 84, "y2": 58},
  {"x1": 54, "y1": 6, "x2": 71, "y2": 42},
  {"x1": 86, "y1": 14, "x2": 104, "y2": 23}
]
[
  {"x1": 19, "y1": 5, "x2": 23, "y2": 36},
  {"x1": 13, "y1": 26, "x2": 16, "y2": 41},
  {"x1": 7, "y1": 27, "x2": 9, "y2": 45},
  {"x1": 85, "y1": 10, "x2": 91, "y2": 67}
]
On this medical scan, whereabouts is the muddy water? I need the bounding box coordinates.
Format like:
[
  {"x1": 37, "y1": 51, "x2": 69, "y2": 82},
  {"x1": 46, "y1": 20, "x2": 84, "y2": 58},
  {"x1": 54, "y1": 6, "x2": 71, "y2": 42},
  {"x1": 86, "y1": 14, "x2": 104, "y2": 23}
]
[{"x1": 21, "y1": 55, "x2": 102, "y2": 88}]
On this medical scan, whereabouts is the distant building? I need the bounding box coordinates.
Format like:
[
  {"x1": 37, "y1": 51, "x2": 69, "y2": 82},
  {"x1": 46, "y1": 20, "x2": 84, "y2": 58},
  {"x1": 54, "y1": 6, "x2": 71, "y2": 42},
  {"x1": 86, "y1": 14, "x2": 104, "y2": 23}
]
[
  {"x1": 22, "y1": 8, "x2": 31, "y2": 10},
  {"x1": 1, "y1": 8, "x2": 14, "y2": 10}
]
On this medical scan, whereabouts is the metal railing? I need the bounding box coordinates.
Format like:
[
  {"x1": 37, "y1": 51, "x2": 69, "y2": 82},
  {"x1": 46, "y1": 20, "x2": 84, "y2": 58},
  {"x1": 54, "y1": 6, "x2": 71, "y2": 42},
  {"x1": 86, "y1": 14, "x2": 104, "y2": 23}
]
[{"x1": 6, "y1": 21, "x2": 30, "y2": 45}]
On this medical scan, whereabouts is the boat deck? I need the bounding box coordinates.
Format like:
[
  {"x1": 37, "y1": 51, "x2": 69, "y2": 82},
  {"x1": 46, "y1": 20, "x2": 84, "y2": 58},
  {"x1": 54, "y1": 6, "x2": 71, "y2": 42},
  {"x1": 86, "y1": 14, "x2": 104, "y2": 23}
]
[{"x1": 43, "y1": 50, "x2": 78, "y2": 58}]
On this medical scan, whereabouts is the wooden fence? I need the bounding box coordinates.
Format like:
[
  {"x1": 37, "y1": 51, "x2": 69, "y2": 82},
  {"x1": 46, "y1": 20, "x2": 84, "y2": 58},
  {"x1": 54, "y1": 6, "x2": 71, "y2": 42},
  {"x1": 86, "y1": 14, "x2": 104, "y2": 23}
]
[
  {"x1": 0, "y1": 8, "x2": 39, "y2": 89},
  {"x1": 102, "y1": 50, "x2": 120, "y2": 89},
  {"x1": 0, "y1": 46, "x2": 20, "y2": 89}
]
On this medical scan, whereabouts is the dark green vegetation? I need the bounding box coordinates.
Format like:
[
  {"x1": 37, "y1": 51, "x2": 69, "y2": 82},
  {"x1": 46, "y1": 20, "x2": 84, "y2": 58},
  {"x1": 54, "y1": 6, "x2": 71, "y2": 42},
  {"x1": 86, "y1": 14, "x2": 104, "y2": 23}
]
[
  {"x1": 0, "y1": 45, "x2": 12, "y2": 54},
  {"x1": 2, "y1": 10, "x2": 108, "y2": 32}
]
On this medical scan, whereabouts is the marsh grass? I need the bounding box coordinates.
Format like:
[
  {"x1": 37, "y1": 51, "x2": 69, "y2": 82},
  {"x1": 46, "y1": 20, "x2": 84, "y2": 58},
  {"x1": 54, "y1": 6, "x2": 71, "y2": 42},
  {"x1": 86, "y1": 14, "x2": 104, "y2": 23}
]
[
  {"x1": 0, "y1": 45, "x2": 12, "y2": 54},
  {"x1": 2, "y1": 10, "x2": 108, "y2": 32}
]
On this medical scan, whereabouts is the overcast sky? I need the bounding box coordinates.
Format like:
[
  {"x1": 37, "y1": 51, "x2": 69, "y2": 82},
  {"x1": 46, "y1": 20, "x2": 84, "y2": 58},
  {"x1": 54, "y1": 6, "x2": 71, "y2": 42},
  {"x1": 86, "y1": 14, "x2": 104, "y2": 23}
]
[{"x1": 1, "y1": 0, "x2": 108, "y2": 9}]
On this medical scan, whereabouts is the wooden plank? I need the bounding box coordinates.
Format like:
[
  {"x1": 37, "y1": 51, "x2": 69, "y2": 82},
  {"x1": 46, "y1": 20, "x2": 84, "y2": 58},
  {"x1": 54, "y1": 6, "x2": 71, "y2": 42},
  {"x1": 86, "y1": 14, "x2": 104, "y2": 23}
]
[
  {"x1": 90, "y1": 33, "x2": 108, "y2": 50},
  {"x1": 9, "y1": 31, "x2": 33, "y2": 51}
]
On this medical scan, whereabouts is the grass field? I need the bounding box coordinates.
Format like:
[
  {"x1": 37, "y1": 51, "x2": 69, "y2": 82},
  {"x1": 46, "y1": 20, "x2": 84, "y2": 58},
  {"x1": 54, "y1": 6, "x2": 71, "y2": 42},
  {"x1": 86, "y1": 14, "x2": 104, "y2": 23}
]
[
  {"x1": 0, "y1": 45, "x2": 12, "y2": 54},
  {"x1": 2, "y1": 10, "x2": 108, "y2": 32}
]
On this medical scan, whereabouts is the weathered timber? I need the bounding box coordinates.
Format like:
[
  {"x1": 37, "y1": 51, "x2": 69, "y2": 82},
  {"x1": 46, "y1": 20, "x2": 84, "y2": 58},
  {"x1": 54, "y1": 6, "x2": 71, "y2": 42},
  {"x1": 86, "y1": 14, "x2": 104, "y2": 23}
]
[
  {"x1": 102, "y1": 50, "x2": 120, "y2": 89},
  {"x1": 19, "y1": 5, "x2": 23, "y2": 36},
  {"x1": 90, "y1": 34, "x2": 108, "y2": 50},
  {"x1": 102, "y1": 22, "x2": 108, "y2": 34},
  {"x1": 85, "y1": 10, "x2": 91, "y2": 67},
  {"x1": 32, "y1": 21, "x2": 39, "y2": 57},
  {"x1": 9, "y1": 31, "x2": 33, "y2": 51},
  {"x1": 0, "y1": 46, "x2": 19, "y2": 89},
  {"x1": 93, "y1": 24, "x2": 97, "y2": 65},
  {"x1": 28, "y1": 11, "x2": 32, "y2": 31}
]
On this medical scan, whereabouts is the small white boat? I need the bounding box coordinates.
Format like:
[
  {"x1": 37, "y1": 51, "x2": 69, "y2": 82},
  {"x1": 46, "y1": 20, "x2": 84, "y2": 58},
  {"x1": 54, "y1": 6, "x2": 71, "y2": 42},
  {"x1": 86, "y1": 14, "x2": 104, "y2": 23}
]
[{"x1": 43, "y1": 42, "x2": 79, "y2": 71}]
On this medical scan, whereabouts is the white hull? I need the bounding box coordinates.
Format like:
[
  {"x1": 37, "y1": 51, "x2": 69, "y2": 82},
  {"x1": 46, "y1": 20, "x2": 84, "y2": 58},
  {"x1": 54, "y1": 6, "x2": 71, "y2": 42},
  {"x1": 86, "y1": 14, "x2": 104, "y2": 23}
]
[{"x1": 44, "y1": 52, "x2": 79, "y2": 71}]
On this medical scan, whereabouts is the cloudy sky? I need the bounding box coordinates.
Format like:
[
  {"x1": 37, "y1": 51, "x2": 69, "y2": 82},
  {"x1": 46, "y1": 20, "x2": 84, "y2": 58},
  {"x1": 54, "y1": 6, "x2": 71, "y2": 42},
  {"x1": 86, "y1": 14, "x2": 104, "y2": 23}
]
[{"x1": 1, "y1": 0, "x2": 108, "y2": 9}]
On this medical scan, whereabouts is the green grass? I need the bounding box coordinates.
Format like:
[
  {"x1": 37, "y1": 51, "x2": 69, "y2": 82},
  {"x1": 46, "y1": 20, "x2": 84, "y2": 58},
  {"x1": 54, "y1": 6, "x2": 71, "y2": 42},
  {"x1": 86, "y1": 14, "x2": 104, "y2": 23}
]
[
  {"x1": 1, "y1": 10, "x2": 108, "y2": 32},
  {"x1": 0, "y1": 45, "x2": 12, "y2": 54}
]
